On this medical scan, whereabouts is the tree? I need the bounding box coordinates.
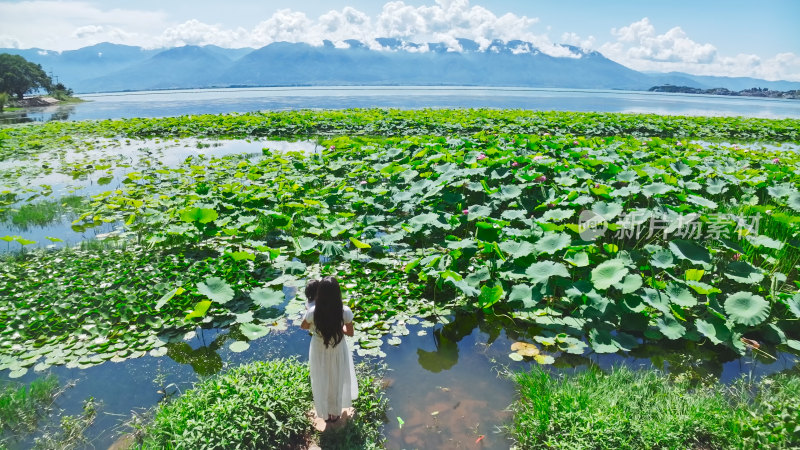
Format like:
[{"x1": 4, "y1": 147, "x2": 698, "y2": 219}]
[{"x1": 0, "y1": 53, "x2": 52, "y2": 100}]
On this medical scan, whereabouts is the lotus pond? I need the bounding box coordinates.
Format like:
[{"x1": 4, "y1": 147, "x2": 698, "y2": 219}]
[{"x1": 1, "y1": 109, "x2": 800, "y2": 448}]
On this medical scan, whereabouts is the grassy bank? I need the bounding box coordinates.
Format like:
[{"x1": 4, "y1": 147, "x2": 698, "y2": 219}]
[
  {"x1": 509, "y1": 366, "x2": 800, "y2": 449},
  {"x1": 137, "y1": 359, "x2": 387, "y2": 449}
]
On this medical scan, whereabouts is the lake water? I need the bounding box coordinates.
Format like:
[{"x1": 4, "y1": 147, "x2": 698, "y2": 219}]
[{"x1": 2, "y1": 86, "x2": 800, "y2": 123}]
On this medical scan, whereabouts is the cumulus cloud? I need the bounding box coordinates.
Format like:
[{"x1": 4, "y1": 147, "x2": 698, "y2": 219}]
[
  {"x1": 153, "y1": 0, "x2": 577, "y2": 56},
  {"x1": 597, "y1": 17, "x2": 799, "y2": 81}
]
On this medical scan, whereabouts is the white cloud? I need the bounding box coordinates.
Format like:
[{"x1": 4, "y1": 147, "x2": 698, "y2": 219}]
[
  {"x1": 597, "y1": 17, "x2": 799, "y2": 81},
  {"x1": 0, "y1": 1, "x2": 166, "y2": 50}
]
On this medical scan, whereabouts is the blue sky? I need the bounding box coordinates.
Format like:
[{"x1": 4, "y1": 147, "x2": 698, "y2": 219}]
[{"x1": 1, "y1": 0, "x2": 798, "y2": 80}]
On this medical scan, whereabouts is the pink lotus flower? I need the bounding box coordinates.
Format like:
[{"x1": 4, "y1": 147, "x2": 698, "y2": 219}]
[
  {"x1": 573, "y1": 140, "x2": 579, "y2": 145},
  {"x1": 533, "y1": 155, "x2": 544, "y2": 160},
  {"x1": 329, "y1": 145, "x2": 336, "y2": 150},
  {"x1": 511, "y1": 161, "x2": 519, "y2": 167},
  {"x1": 547, "y1": 203, "x2": 556, "y2": 208},
  {"x1": 732, "y1": 253, "x2": 741, "y2": 261},
  {"x1": 676, "y1": 141, "x2": 682, "y2": 146},
  {"x1": 772, "y1": 158, "x2": 780, "y2": 164},
  {"x1": 462, "y1": 209, "x2": 469, "y2": 215},
  {"x1": 476, "y1": 153, "x2": 487, "y2": 161},
  {"x1": 360, "y1": 180, "x2": 367, "y2": 185},
  {"x1": 543, "y1": 132, "x2": 551, "y2": 136},
  {"x1": 535, "y1": 175, "x2": 547, "y2": 183},
  {"x1": 594, "y1": 183, "x2": 600, "y2": 188}
]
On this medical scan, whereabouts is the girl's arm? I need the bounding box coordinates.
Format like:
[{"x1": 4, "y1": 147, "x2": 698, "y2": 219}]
[
  {"x1": 301, "y1": 320, "x2": 311, "y2": 330},
  {"x1": 343, "y1": 322, "x2": 354, "y2": 337}
]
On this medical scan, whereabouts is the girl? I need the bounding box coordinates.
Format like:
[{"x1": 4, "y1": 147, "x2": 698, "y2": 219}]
[
  {"x1": 304, "y1": 278, "x2": 319, "y2": 309},
  {"x1": 300, "y1": 276, "x2": 358, "y2": 423}
]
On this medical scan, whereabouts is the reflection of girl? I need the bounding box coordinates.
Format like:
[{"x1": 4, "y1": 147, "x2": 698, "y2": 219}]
[{"x1": 300, "y1": 276, "x2": 357, "y2": 423}]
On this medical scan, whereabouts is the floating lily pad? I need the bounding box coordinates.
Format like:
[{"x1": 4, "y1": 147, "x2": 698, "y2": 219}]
[
  {"x1": 240, "y1": 323, "x2": 270, "y2": 340},
  {"x1": 591, "y1": 259, "x2": 628, "y2": 290},
  {"x1": 197, "y1": 277, "x2": 234, "y2": 304},
  {"x1": 229, "y1": 341, "x2": 250, "y2": 353}
]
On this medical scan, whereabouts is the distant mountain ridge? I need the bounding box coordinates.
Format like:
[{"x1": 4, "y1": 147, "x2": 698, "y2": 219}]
[{"x1": 2, "y1": 39, "x2": 798, "y2": 94}]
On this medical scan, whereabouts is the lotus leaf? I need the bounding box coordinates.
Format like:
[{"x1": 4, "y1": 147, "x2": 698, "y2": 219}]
[
  {"x1": 591, "y1": 259, "x2": 628, "y2": 290},
  {"x1": 588, "y1": 328, "x2": 618, "y2": 354},
  {"x1": 615, "y1": 274, "x2": 643, "y2": 294},
  {"x1": 197, "y1": 277, "x2": 234, "y2": 304},
  {"x1": 694, "y1": 317, "x2": 730, "y2": 345},
  {"x1": 534, "y1": 232, "x2": 571, "y2": 254},
  {"x1": 650, "y1": 249, "x2": 675, "y2": 269},
  {"x1": 534, "y1": 355, "x2": 555, "y2": 365},
  {"x1": 787, "y1": 294, "x2": 800, "y2": 318},
  {"x1": 787, "y1": 193, "x2": 800, "y2": 212},
  {"x1": 240, "y1": 323, "x2": 270, "y2": 340},
  {"x1": 686, "y1": 195, "x2": 718, "y2": 209},
  {"x1": 540, "y1": 208, "x2": 574, "y2": 222},
  {"x1": 724, "y1": 292, "x2": 770, "y2": 326},
  {"x1": 229, "y1": 341, "x2": 250, "y2": 353},
  {"x1": 642, "y1": 182, "x2": 673, "y2": 197},
  {"x1": 449, "y1": 279, "x2": 480, "y2": 297},
  {"x1": 656, "y1": 314, "x2": 686, "y2": 340},
  {"x1": 564, "y1": 251, "x2": 590, "y2": 267},
  {"x1": 250, "y1": 287, "x2": 285, "y2": 310},
  {"x1": 508, "y1": 284, "x2": 538, "y2": 309},
  {"x1": 669, "y1": 240, "x2": 711, "y2": 266},
  {"x1": 665, "y1": 283, "x2": 697, "y2": 307},
  {"x1": 185, "y1": 301, "x2": 212, "y2": 321},
  {"x1": 511, "y1": 341, "x2": 539, "y2": 357},
  {"x1": 479, "y1": 283, "x2": 505, "y2": 309},
  {"x1": 498, "y1": 240, "x2": 536, "y2": 259},
  {"x1": 180, "y1": 207, "x2": 218, "y2": 224},
  {"x1": 640, "y1": 288, "x2": 670, "y2": 312},
  {"x1": 591, "y1": 201, "x2": 623, "y2": 221},
  {"x1": 744, "y1": 234, "x2": 783, "y2": 250},
  {"x1": 724, "y1": 261, "x2": 764, "y2": 284},
  {"x1": 508, "y1": 352, "x2": 523, "y2": 361},
  {"x1": 525, "y1": 261, "x2": 570, "y2": 285},
  {"x1": 155, "y1": 287, "x2": 185, "y2": 310}
]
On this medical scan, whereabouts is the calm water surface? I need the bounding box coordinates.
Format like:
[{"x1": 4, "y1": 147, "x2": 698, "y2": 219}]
[{"x1": 2, "y1": 86, "x2": 799, "y2": 123}]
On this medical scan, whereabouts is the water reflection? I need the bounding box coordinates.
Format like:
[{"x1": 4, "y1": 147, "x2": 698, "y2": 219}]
[
  {"x1": 165, "y1": 328, "x2": 228, "y2": 376},
  {"x1": 0, "y1": 104, "x2": 76, "y2": 124}
]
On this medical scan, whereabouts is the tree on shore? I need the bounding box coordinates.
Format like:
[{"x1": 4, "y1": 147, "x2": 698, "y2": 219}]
[{"x1": 0, "y1": 53, "x2": 53, "y2": 100}]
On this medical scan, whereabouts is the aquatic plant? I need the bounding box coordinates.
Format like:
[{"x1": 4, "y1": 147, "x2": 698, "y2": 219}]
[
  {"x1": 0, "y1": 375, "x2": 59, "y2": 435},
  {"x1": 509, "y1": 366, "x2": 800, "y2": 449}
]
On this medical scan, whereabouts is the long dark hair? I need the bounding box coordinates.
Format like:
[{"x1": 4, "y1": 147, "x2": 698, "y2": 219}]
[
  {"x1": 304, "y1": 279, "x2": 319, "y2": 303},
  {"x1": 313, "y1": 276, "x2": 344, "y2": 348}
]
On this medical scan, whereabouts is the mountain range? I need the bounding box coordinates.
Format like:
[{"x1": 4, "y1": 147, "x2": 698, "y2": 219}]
[{"x1": 2, "y1": 39, "x2": 799, "y2": 94}]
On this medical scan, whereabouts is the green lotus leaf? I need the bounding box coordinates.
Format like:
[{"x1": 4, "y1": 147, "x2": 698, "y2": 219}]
[
  {"x1": 786, "y1": 192, "x2": 800, "y2": 212},
  {"x1": 449, "y1": 279, "x2": 480, "y2": 297},
  {"x1": 557, "y1": 336, "x2": 588, "y2": 355},
  {"x1": 650, "y1": 249, "x2": 675, "y2": 269},
  {"x1": 767, "y1": 184, "x2": 795, "y2": 198},
  {"x1": 686, "y1": 195, "x2": 718, "y2": 209},
  {"x1": 665, "y1": 283, "x2": 696, "y2": 307},
  {"x1": 180, "y1": 207, "x2": 218, "y2": 224},
  {"x1": 656, "y1": 314, "x2": 686, "y2": 340},
  {"x1": 670, "y1": 162, "x2": 692, "y2": 176},
  {"x1": 501, "y1": 210, "x2": 528, "y2": 221},
  {"x1": 786, "y1": 340, "x2": 800, "y2": 352},
  {"x1": 615, "y1": 274, "x2": 643, "y2": 295},
  {"x1": 9, "y1": 367, "x2": 28, "y2": 379},
  {"x1": 540, "y1": 208, "x2": 574, "y2": 222},
  {"x1": 235, "y1": 311, "x2": 254, "y2": 324},
  {"x1": 534, "y1": 354, "x2": 555, "y2": 365},
  {"x1": 724, "y1": 261, "x2": 764, "y2": 284},
  {"x1": 694, "y1": 317, "x2": 730, "y2": 345},
  {"x1": 349, "y1": 237, "x2": 371, "y2": 249},
  {"x1": 622, "y1": 294, "x2": 646, "y2": 313},
  {"x1": 588, "y1": 328, "x2": 618, "y2": 354},
  {"x1": 669, "y1": 240, "x2": 711, "y2": 266},
  {"x1": 787, "y1": 294, "x2": 800, "y2": 318},
  {"x1": 706, "y1": 178, "x2": 728, "y2": 195},
  {"x1": 591, "y1": 259, "x2": 628, "y2": 290},
  {"x1": 229, "y1": 341, "x2": 250, "y2": 353},
  {"x1": 283, "y1": 260, "x2": 307, "y2": 275},
  {"x1": 564, "y1": 251, "x2": 590, "y2": 267},
  {"x1": 320, "y1": 241, "x2": 345, "y2": 257},
  {"x1": 508, "y1": 285, "x2": 539, "y2": 309},
  {"x1": 640, "y1": 288, "x2": 669, "y2": 312},
  {"x1": 591, "y1": 201, "x2": 623, "y2": 221},
  {"x1": 250, "y1": 287, "x2": 284, "y2": 309},
  {"x1": 14, "y1": 237, "x2": 36, "y2": 246},
  {"x1": 496, "y1": 185, "x2": 522, "y2": 201},
  {"x1": 724, "y1": 291, "x2": 770, "y2": 326},
  {"x1": 744, "y1": 234, "x2": 783, "y2": 250},
  {"x1": 525, "y1": 261, "x2": 570, "y2": 285},
  {"x1": 685, "y1": 280, "x2": 721, "y2": 295},
  {"x1": 466, "y1": 206, "x2": 493, "y2": 220},
  {"x1": 508, "y1": 352, "x2": 524, "y2": 361},
  {"x1": 478, "y1": 283, "x2": 505, "y2": 309},
  {"x1": 197, "y1": 277, "x2": 234, "y2": 304},
  {"x1": 225, "y1": 250, "x2": 256, "y2": 261},
  {"x1": 185, "y1": 301, "x2": 212, "y2": 321},
  {"x1": 498, "y1": 240, "x2": 536, "y2": 259},
  {"x1": 642, "y1": 182, "x2": 673, "y2": 197},
  {"x1": 155, "y1": 287, "x2": 185, "y2": 310},
  {"x1": 296, "y1": 237, "x2": 318, "y2": 252},
  {"x1": 240, "y1": 323, "x2": 270, "y2": 340},
  {"x1": 475, "y1": 221, "x2": 500, "y2": 242},
  {"x1": 534, "y1": 232, "x2": 571, "y2": 255}
]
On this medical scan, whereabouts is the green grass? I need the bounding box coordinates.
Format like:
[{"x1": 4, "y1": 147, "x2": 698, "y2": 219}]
[
  {"x1": 509, "y1": 366, "x2": 800, "y2": 449},
  {"x1": 139, "y1": 358, "x2": 387, "y2": 449},
  {"x1": 0, "y1": 375, "x2": 60, "y2": 434}
]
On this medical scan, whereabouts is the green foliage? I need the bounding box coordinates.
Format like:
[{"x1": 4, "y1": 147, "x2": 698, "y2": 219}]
[
  {"x1": 0, "y1": 375, "x2": 59, "y2": 435},
  {"x1": 0, "y1": 93, "x2": 8, "y2": 112},
  {"x1": 139, "y1": 359, "x2": 387, "y2": 449},
  {"x1": 31, "y1": 397, "x2": 97, "y2": 450},
  {"x1": 509, "y1": 367, "x2": 800, "y2": 449},
  {"x1": 0, "y1": 53, "x2": 52, "y2": 99}
]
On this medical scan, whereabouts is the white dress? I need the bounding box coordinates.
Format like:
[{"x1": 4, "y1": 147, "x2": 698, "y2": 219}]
[{"x1": 304, "y1": 306, "x2": 358, "y2": 417}]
